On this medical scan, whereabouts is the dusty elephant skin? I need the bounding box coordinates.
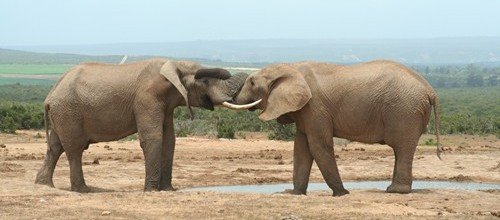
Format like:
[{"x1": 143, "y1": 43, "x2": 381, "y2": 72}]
[
  {"x1": 232, "y1": 60, "x2": 441, "y2": 196},
  {"x1": 34, "y1": 58, "x2": 247, "y2": 192}
]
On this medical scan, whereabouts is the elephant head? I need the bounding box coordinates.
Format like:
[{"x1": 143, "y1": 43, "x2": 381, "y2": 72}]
[
  {"x1": 160, "y1": 60, "x2": 249, "y2": 116},
  {"x1": 225, "y1": 64, "x2": 311, "y2": 121}
]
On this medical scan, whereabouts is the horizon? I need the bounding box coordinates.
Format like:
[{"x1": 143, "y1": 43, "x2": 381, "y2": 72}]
[
  {"x1": 3, "y1": 36, "x2": 500, "y2": 47},
  {"x1": 2, "y1": 0, "x2": 500, "y2": 46}
]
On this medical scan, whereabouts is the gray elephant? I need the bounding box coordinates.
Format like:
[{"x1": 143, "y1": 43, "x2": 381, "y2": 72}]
[
  {"x1": 225, "y1": 60, "x2": 441, "y2": 196},
  {"x1": 35, "y1": 58, "x2": 248, "y2": 192}
]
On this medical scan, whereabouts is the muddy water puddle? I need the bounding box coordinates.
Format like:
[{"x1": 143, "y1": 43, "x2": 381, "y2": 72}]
[{"x1": 184, "y1": 181, "x2": 500, "y2": 194}]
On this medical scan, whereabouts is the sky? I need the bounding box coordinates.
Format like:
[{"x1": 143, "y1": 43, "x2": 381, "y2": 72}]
[{"x1": 1, "y1": 0, "x2": 499, "y2": 46}]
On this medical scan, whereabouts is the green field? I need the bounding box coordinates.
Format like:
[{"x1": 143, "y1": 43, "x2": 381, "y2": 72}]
[
  {"x1": 0, "y1": 64, "x2": 66, "y2": 85},
  {"x1": 0, "y1": 64, "x2": 71, "y2": 75}
]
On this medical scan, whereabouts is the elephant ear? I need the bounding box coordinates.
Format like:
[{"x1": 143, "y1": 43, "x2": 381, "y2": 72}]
[
  {"x1": 259, "y1": 71, "x2": 312, "y2": 121},
  {"x1": 160, "y1": 61, "x2": 194, "y2": 118}
]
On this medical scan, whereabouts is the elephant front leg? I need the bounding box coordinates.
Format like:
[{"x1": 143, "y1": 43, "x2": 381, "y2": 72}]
[
  {"x1": 305, "y1": 125, "x2": 349, "y2": 196},
  {"x1": 141, "y1": 138, "x2": 163, "y2": 191},
  {"x1": 159, "y1": 114, "x2": 176, "y2": 191},
  {"x1": 286, "y1": 130, "x2": 313, "y2": 195},
  {"x1": 136, "y1": 109, "x2": 165, "y2": 191}
]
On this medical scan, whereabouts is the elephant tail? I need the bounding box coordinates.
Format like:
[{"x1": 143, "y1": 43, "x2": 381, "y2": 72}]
[
  {"x1": 429, "y1": 94, "x2": 443, "y2": 160},
  {"x1": 44, "y1": 104, "x2": 51, "y2": 148}
]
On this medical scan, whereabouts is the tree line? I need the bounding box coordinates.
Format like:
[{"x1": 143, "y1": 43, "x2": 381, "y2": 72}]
[{"x1": 412, "y1": 64, "x2": 499, "y2": 88}]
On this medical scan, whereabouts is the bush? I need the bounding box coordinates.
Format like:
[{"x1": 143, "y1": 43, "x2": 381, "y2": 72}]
[
  {"x1": 0, "y1": 115, "x2": 17, "y2": 133},
  {"x1": 216, "y1": 117, "x2": 235, "y2": 139},
  {"x1": 0, "y1": 102, "x2": 44, "y2": 133},
  {"x1": 267, "y1": 122, "x2": 295, "y2": 141},
  {"x1": 423, "y1": 138, "x2": 438, "y2": 146}
]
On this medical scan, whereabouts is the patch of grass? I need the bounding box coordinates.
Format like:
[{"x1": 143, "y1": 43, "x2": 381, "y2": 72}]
[
  {"x1": 0, "y1": 64, "x2": 71, "y2": 75},
  {"x1": 119, "y1": 134, "x2": 138, "y2": 142},
  {"x1": 423, "y1": 138, "x2": 438, "y2": 146}
]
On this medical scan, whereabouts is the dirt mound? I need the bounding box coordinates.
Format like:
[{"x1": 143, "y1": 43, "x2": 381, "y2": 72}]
[
  {"x1": 0, "y1": 162, "x2": 24, "y2": 173},
  {"x1": 448, "y1": 174, "x2": 473, "y2": 182}
]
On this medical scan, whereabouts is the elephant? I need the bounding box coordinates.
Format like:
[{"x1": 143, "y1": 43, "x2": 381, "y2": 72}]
[
  {"x1": 35, "y1": 58, "x2": 249, "y2": 192},
  {"x1": 225, "y1": 60, "x2": 442, "y2": 196}
]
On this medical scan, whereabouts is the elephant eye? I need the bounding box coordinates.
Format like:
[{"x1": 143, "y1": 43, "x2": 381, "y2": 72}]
[
  {"x1": 250, "y1": 79, "x2": 255, "y2": 86},
  {"x1": 203, "y1": 79, "x2": 209, "y2": 84}
]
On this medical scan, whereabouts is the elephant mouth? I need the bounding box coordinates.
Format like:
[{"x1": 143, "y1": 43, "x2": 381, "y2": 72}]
[
  {"x1": 248, "y1": 103, "x2": 259, "y2": 111},
  {"x1": 202, "y1": 95, "x2": 215, "y2": 111}
]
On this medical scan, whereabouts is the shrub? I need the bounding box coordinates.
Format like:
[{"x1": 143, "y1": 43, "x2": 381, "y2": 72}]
[
  {"x1": 423, "y1": 138, "x2": 438, "y2": 146},
  {"x1": 0, "y1": 102, "x2": 44, "y2": 133},
  {"x1": 267, "y1": 122, "x2": 295, "y2": 141},
  {"x1": 0, "y1": 115, "x2": 17, "y2": 133},
  {"x1": 216, "y1": 117, "x2": 235, "y2": 139}
]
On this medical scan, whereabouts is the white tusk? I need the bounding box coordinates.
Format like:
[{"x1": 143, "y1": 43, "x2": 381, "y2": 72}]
[
  {"x1": 119, "y1": 55, "x2": 128, "y2": 64},
  {"x1": 222, "y1": 99, "x2": 262, "y2": 110}
]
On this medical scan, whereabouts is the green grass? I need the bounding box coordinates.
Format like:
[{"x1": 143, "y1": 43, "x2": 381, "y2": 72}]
[
  {"x1": 0, "y1": 64, "x2": 71, "y2": 75},
  {"x1": 436, "y1": 87, "x2": 500, "y2": 118}
]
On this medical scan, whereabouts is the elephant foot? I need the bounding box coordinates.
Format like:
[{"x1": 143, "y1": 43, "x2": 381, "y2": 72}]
[
  {"x1": 386, "y1": 183, "x2": 412, "y2": 194},
  {"x1": 281, "y1": 189, "x2": 306, "y2": 195},
  {"x1": 35, "y1": 177, "x2": 55, "y2": 188},
  {"x1": 159, "y1": 185, "x2": 177, "y2": 191},
  {"x1": 332, "y1": 188, "x2": 350, "y2": 197},
  {"x1": 144, "y1": 187, "x2": 159, "y2": 192},
  {"x1": 35, "y1": 170, "x2": 55, "y2": 187},
  {"x1": 71, "y1": 184, "x2": 91, "y2": 193},
  {"x1": 144, "y1": 181, "x2": 160, "y2": 191}
]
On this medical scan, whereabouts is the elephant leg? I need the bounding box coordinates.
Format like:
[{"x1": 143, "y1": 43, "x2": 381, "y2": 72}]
[
  {"x1": 305, "y1": 126, "x2": 349, "y2": 196},
  {"x1": 159, "y1": 113, "x2": 175, "y2": 191},
  {"x1": 140, "y1": 138, "x2": 163, "y2": 191},
  {"x1": 288, "y1": 130, "x2": 313, "y2": 195},
  {"x1": 35, "y1": 131, "x2": 64, "y2": 187},
  {"x1": 387, "y1": 142, "x2": 417, "y2": 194},
  {"x1": 65, "y1": 144, "x2": 90, "y2": 193},
  {"x1": 136, "y1": 110, "x2": 165, "y2": 191}
]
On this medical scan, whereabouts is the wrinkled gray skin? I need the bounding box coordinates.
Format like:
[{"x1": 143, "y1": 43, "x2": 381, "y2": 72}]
[
  {"x1": 35, "y1": 58, "x2": 247, "y2": 192},
  {"x1": 234, "y1": 60, "x2": 441, "y2": 196}
]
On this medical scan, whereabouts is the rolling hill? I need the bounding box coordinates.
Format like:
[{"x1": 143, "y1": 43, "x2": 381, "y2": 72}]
[{"x1": 3, "y1": 37, "x2": 500, "y2": 65}]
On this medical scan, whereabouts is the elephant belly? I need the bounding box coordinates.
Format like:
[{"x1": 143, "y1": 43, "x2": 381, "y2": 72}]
[
  {"x1": 332, "y1": 110, "x2": 385, "y2": 144},
  {"x1": 83, "y1": 109, "x2": 137, "y2": 142},
  {"x1": 333, "y1": 128, "x2": 385, "y2": 144}
]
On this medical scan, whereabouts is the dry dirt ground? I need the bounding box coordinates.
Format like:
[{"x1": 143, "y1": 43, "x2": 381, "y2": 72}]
[{"x1": 0, "y1": 131, "x2": 499, "y2": 219}]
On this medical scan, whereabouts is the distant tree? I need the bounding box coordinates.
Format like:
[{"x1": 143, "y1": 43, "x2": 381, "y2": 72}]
[
  {"x1": 436, "y1": 78, "x2": 446, "y2": 88},
  {"x1": 488, "y1": 75, "x2": 498, "y2": 86},
  {"x1": 467, "y1": 74, "x2": 484, "y2": 87},
  {"x1": 464, "y1": 64, "x2": 480, "y2": 75},
  {"x1": 425, "y1": 66, "x2": 431, "y2": 74}
]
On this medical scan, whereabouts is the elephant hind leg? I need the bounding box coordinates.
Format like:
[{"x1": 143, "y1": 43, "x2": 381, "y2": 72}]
[
  {"x1": 386, "y1": 140, "x2": 418, "y2": 194},
  {"x1": 63, "y1": 140, "x2": 90, "y2": 193},
  {"x1": 35, "y1": 131, "x2": 64, "y2": 187}
]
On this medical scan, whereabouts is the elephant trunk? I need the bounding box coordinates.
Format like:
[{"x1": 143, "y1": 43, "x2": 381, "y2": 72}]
[
  {"x1": 222, "y1": 72, "x2": 249, "y2": 98},
  {"x1": 220, "y1": 72, "x2": 262, "y2": 110}
]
